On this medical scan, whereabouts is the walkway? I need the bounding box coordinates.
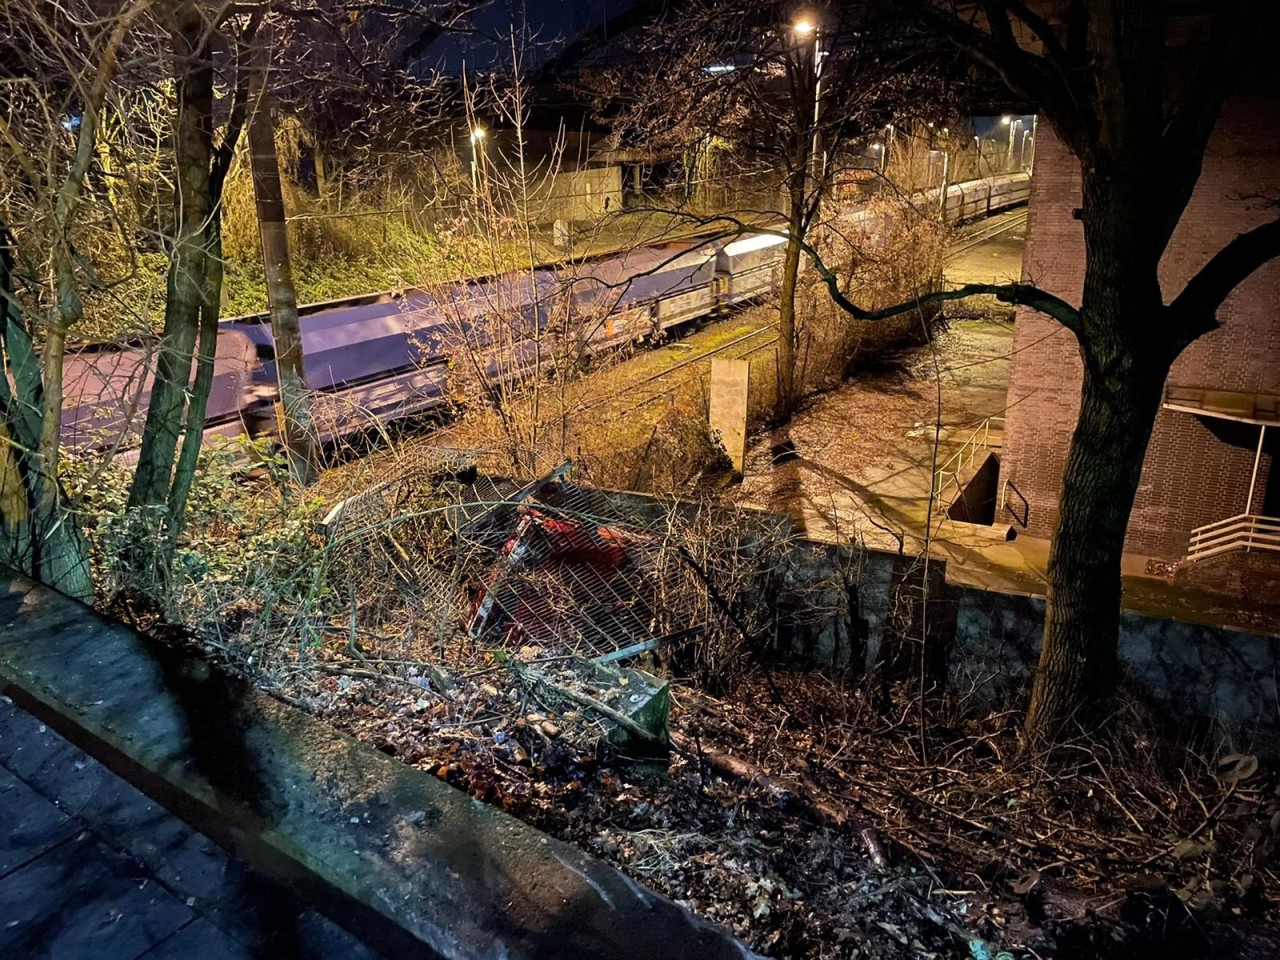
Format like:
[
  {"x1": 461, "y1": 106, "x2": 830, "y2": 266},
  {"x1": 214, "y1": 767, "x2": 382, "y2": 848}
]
[{"x1": 0, "y1": 696, "x2": 384, "y2": 960}]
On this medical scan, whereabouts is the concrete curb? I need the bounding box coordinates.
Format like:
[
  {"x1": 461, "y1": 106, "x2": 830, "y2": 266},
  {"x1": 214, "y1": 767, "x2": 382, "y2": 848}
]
[{"x1": 0, "y1": 574, "x2": 764, "y2": 960}]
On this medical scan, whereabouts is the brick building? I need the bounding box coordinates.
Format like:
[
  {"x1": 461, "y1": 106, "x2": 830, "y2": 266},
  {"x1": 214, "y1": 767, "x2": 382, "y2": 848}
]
[{"x1": 998, "y1": 83, "x2": 1280, "y2": 564}]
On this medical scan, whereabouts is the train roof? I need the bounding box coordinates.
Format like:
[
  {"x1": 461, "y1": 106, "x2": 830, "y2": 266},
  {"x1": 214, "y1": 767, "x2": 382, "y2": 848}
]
[{"x1": 721, "y1": 233, "x2": 788, "y2": 257}]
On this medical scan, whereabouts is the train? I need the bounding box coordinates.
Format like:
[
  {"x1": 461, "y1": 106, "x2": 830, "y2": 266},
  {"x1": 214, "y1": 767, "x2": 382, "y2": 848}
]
[{"x1": 61, "y1": 172, "x2": 1030, "y2": 452}]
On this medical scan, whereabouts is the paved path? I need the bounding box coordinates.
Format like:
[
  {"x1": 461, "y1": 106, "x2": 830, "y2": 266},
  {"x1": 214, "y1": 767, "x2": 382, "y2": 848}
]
[{"x1": 0, "y1": 696, "x2": 385, "y2": 960}]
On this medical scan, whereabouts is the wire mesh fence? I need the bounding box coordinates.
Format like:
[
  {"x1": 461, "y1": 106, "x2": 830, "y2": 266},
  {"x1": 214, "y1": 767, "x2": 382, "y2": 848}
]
[{"x1": 319, "y1": 444, "x2": 796, "y2": 684}]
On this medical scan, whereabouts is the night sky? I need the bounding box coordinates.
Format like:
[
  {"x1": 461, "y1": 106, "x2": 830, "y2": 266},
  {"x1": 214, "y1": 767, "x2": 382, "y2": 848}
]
[{"x1": 430, "y1": 0, "x2": 630, "y2": 72}]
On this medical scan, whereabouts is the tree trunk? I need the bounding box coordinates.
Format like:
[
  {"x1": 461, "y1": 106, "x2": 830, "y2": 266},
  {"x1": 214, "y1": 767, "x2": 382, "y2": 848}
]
[
  {"x1": 129, "y1": 3, "x2": 213, "y2": 524},
  {"x1": 776, "y1": 181, "x2": 806, "y2": 419},
  {"x1": 166, "y1": 221, "x2": 223, "y2": 539},
  {"x1": 1025, "y1": 352, "x2": 1168, "y2": 740},
  {"x1": 1025, "y1": 160, "x2": 1173, "y2": 742},
  {"x1": 248, "y1": 43, "x2": 315, "y2": 484},
  {"x1": 314, "y1": 149, "x2": 331, "y2": 212},
  {"x1": 0, "y1": 230, "x2": 92, "y2": 600}
]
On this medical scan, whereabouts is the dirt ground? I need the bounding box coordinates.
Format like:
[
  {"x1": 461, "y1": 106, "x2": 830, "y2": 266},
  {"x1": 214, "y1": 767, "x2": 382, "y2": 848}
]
[{"x1": 258, "y1": 640, "x2": 1279, "y2": 960}]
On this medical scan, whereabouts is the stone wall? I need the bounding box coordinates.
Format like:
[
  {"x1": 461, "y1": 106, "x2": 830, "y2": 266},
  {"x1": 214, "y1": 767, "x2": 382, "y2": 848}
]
[{"x1": 776, "y1": 541, "x2": 1280, "y2": 744}]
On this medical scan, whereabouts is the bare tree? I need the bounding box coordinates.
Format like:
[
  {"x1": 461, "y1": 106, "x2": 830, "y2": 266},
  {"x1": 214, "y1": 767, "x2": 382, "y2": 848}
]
[
  {"x1": 127, "y1": 1, "x2": 260, "y2": 578},
  {"x1": 246, "y1": 16, "x2": 315, "y2": 483},
  {"x1": 587, "y1": 1, "x2": 941, "y2": 417},
  {"x1": 767, "y1": 1, "x2": 1280, "y2": 743}
]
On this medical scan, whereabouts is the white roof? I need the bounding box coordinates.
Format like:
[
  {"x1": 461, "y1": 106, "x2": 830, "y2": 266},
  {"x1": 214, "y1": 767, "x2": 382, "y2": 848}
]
[{"x1": 723, "y1": 233, "x2": 788, "y2": 256}]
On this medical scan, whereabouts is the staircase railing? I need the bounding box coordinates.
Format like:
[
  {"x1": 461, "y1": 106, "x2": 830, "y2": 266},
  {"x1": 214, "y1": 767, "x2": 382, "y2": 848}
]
[
  {"x1": 1185, "y1": 513, "x2": 1280, "y2": 563},
  {"x1": 931, "y1": 417, "x2": 1003, "y2": 510}
]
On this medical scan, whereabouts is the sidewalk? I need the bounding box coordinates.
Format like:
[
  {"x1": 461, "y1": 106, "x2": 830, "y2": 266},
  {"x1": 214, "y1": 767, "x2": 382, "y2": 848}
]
[{"x1": 0, "y1": 696, "x2": 386, "y2": 960}]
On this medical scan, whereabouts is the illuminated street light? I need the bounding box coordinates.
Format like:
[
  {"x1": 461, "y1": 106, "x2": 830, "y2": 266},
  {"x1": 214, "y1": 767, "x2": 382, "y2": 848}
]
[
  {"x1": 470, "y1": 127, "x2": 487, "y2": 195},
  {"x1": 792, "y1": 16, "x2": 823, "y2": 182},
  {"x1": 1000, "y1": 115, "x2": 1012, "y2": 126}
]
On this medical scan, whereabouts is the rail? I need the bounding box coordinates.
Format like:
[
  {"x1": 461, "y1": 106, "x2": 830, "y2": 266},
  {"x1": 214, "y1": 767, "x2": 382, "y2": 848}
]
[
  {"x1": 1185, "y1": 513, "x2": 1280, "y2": 563},
  {"x1": 999, "y1": 478, "x2": 1029, "y2": 528},
  {"x1": 932, "y1": 417, "x2": 1003, "y2": 510},
  {"x1": 944, "y1": 209, "x2": 1028, "y2": 261}
]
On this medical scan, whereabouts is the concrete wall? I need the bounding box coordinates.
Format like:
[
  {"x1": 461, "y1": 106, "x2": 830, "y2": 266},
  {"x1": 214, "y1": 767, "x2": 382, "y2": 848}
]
[
  {"x1": 529, "y1": 166, "x2": 624, "y2": 222},
  {"x1": 998, "y1": 88, "x2": 1280, "y2": 558}
]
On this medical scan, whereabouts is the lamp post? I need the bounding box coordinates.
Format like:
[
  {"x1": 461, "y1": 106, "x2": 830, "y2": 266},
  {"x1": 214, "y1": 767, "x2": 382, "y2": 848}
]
[
  {"x1": 1002, "y1": 115, "x2": 1021, "y2": 172},
  {"x1": 974, "y1": 134, "x2": 981, "y2": 176},
  {"x1": 793, "y1": 17, "x2": 823, "y2": 183},
  {"x1": 470, "y1": 127, "x2": 486, "y2": 196}
]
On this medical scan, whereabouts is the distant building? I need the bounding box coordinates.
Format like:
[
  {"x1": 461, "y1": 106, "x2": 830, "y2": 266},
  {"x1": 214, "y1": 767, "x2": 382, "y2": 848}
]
[{"x1": 998, "y1": 81, "x2": 1280, "y2": 583}]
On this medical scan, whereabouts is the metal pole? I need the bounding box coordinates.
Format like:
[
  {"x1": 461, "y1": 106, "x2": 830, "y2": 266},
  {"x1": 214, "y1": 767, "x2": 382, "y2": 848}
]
[
  {"x1": 937, "y1": 150, "x2": 950, "y2": 220},
  {"x1": 1245, "y1": 424, "x2": 1266, "y2": 515},
  {"x1": 810, "y1": 31, "x2": 823, "y2": 183}
]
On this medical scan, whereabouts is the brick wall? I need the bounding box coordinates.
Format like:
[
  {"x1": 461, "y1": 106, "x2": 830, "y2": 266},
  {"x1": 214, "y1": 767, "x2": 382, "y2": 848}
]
[{"x1": 999, "y1": 93, "x2": 1280, "y2": 559}]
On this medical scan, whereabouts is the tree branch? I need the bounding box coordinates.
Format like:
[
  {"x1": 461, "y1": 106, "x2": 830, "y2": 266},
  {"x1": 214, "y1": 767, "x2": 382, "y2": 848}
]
[
  {"x1": 624, "y1": 207, "x2": 1084, "y2": 334},
  {"x1": 210, "y1": 10, "x2": 262, "y2": 197},
  {"x1": 910, "y1": 1, "x2": 1092, "y2": 152}
]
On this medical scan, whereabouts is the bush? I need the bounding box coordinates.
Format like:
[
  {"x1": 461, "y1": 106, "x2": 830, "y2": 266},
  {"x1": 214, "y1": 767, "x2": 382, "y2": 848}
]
[{"x1": 64, "y1": 438, "x2": 327, "y2": 623}]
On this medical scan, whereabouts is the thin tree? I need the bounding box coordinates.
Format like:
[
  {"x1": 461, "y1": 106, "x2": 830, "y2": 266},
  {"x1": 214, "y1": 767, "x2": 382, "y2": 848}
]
[
  {"x1": 246, "y1": 17, "x2": 315, "y2": 484},
  {"x1": 587, "y1": 1, "x2": 938, "y2": 418},
  {"x1": 127, "y1": 1, "x2": 261, "y2": 572}
]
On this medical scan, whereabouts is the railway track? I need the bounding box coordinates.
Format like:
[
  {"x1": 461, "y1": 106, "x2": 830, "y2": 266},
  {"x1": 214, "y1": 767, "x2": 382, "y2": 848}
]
[
  {"x1": 945, "y1": 208, "x2": 1028, "y2": 261},
  {"x1": 606, "y1": 322, "x2": 780, "y2": 418}
]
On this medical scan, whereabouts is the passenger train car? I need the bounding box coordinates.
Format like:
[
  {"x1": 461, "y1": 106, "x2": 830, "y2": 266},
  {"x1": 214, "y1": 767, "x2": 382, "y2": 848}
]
[{"x1": 60, "y1": 173, "x2": 1029, "y2": 452}]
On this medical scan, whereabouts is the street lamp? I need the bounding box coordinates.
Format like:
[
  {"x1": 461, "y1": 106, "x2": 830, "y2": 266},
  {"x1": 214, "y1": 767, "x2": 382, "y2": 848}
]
[
  {"x1": 871, "y1": 142, "x2": 885, "y2": 173},
  {"x1": 792, "y1": 17, "x2": 823, "y2": 182},
  {"x1": 1004, "y1": 118, "x2": 1021, "y2": 170},
  {"x1": 470, "y1": 127, "x2": 486, "y2": 195}
]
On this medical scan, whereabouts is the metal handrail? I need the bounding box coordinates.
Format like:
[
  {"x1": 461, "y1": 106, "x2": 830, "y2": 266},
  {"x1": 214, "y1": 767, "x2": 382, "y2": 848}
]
[
  {"x1": 1186, "y1": 513, "x2": 1280, "y2": 562},
  {"x1": 932, "y1": 416, "x2": 1004, "y2": 509}
]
